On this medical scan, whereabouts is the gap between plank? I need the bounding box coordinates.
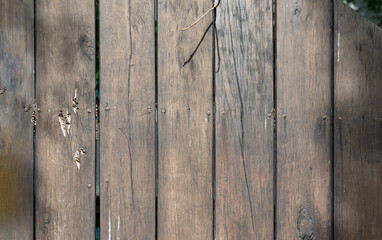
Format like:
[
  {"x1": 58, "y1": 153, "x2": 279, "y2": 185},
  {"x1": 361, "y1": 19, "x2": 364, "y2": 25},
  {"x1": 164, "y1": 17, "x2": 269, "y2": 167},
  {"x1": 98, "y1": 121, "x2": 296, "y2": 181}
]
[
  {"x1": 331, "y1": 1, "x2": 335, "y2": 239},
  {"x1": 154, "y1": 0, "x2": 159, "y2": 239},
  {"x1": 95, "y1": 0, "x2": 101, "y2": 239},
  {"x1": 212, "y1": 0, "x2": 217, "y2": 238},
  {"x1": 33, "y1": 0, "x2": 37, "y2": 239},
  {"x1": 272, "y1": 0, "x2": 278, "y2": 239}
]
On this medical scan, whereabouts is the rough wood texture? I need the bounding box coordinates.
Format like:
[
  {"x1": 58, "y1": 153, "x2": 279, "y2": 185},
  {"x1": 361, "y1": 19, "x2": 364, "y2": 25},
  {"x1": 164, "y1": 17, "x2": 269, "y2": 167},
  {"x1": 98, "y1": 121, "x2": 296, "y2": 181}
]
[
  {"x1": 0, "y1": 0, "x2": 34, "y2": 239},
  {"x1": 215, "y1": 0, "x2": 274, "y2": 239},
  {"x1": 276, "y1": 1, "x2": 332, "y2": 239},
  {"x1": 334, "y1": 2, "x2": 382, "y2": 239},
  {"x1": 157, "y1": 0, "x2": 213, "y2": 238},
  {"x1": 35, "y1": 0, "x2": 95, "y2": 239},
  {"x1": 99, "y1": 0, "x2": 156, "y2": 239}
]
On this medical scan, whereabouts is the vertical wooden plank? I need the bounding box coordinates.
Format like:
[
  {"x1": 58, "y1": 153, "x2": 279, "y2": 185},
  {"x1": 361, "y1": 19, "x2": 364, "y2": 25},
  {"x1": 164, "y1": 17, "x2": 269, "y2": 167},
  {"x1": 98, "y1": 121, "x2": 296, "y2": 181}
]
[
  {"x1": 215, "y1": 0, "x2": 274, "y2": 239},
  {"x1": 35, "y1": 0, "x2": 95, "y2": 239},
  {"x1": 0, "y1": 0, "x2": 34, "y2": 239},
  {"x1": 334, "y1": 2, "x2": 382, "y2": 239},
  {"x1": 99, "y1": 0, "x2": 155, "y2": 239},
  {"x1": 157, "y1": 0, "x2": 213, "y2": 239},
  {"x1": 276, "y1": 1, "x2": 332, "y2": 239}
]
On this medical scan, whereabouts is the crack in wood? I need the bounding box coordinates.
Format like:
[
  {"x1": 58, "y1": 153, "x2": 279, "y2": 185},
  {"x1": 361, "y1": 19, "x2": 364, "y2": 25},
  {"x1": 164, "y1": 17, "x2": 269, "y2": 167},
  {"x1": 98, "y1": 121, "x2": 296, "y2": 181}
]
[
  {"x1": 127, "y1": 0, "x2": 135, "y2": 211},
  {"x1": 226, "y1": 3, "x2": 256, "y2": 234},
  {"x1": 118, "y1": 128, "x2": 135, "y2": 209}
]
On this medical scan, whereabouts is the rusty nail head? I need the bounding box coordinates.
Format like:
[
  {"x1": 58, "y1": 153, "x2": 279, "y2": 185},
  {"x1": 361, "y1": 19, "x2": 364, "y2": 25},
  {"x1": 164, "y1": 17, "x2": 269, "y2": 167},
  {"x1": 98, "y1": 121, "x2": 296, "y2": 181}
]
[
  {"x1": 283, "y1": 114, "x2": 287, "y2": 119},
  {"x1": 322, "y1": 115, "x2": 327, "y2": 120},
  {"x1": 24, "y1": 107, "x2": 28, "y2": 112},
  {"x1": 338, "y1": 117, "x2": 342, "y2": 121},
  {"x1": 37, "y1": 108, "x2": 41, "y2": 112},
  {"x1": 87, "y1": 109, "x2": 92, "y2": 113},
  {"x1": 105, "y1": 106, "x2": 110, "y2": 111},
  {"x1": 161, "y1": 108, "x2": 166, "y2": 114},
  {"x1": 87, "y1": 184, "x2": 92, "y2": 188}
]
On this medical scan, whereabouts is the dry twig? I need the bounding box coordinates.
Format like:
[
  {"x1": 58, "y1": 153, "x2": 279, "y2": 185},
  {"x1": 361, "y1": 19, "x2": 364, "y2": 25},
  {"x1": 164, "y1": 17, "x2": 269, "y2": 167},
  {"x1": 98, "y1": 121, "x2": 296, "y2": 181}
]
[
  {"x1": 181, "y1": 0, "x2": 222, "y2": 31},
  {"x1": 181, "y1": 0, "x2": 222, "y2": 70}
]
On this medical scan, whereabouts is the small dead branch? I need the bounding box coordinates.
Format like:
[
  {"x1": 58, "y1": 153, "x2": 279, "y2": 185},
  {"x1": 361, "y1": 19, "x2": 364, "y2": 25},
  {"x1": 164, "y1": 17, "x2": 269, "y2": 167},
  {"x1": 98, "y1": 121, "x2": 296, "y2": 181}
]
[
  {"x1": 181, "y1": 0, "x2": 222, "y2": 31},
  {"x1": 181, "y1": 0, "x2": 221, "y2": 71}
]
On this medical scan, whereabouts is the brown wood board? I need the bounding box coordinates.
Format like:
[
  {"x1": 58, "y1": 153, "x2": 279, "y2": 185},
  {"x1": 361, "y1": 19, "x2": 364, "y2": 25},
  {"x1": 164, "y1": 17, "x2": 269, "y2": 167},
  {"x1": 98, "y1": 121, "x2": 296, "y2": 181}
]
[
  {"x1": 276, "y1": 0, "x2": 333, "y2": 239},
  {"x1": 0, "y1": 0, "x2": 34, "y2": 239},
  {"x1": 215, "y1": 0, "x2": 274, "y2": 239},
  {"x1": 35, "y1": 0, "x2": 96, "y2": 239},
  {"x1": 99, "y1": 0, "x2": 156, "y2": 239},
  {"x1": 157, "y1": 0, "x2": 214, "y2": 238},
  {"x1": 334, "y1": 2, "x2": 382, "y2": 239}
]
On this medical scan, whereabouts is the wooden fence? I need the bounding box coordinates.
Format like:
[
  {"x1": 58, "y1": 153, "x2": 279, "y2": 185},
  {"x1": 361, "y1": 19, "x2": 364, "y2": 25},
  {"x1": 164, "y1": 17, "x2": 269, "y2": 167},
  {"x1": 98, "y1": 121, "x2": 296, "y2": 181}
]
[{"x1": 0, "y1": 0, "x2": 381, "y2": 239}]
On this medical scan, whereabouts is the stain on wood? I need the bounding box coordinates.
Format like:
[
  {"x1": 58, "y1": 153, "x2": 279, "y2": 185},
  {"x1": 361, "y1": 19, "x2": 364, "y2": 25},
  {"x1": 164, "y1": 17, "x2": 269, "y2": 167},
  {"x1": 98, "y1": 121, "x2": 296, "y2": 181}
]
[
  {"x1": 99, "y1": 0, "x2": 156, "y2": 239},
  {"x1": 276, "y1": 0, "x2": 332, "y2": 239},
  {"x1": 35, "y1": 0, "x2": 96, "y2": 239},
  {"x1": 334, "y1": 2, "x2": 382, "y2": 239},
  {"x1": 215, "y1": 0, "x2": 274, "y2": 239},
  {"x1": 0, "y1": 0, "x2": 34, "y2": 239},
  {"x1": 157, "y1": 0, "x2": 213, "y2": 238}
]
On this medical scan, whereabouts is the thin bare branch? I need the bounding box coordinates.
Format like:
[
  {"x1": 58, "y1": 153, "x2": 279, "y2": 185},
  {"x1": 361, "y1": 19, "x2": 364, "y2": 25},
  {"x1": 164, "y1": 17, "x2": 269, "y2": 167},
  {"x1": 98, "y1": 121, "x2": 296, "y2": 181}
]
[{"x1": 181, "y1": 0, "x2": 222, "y2": 31}]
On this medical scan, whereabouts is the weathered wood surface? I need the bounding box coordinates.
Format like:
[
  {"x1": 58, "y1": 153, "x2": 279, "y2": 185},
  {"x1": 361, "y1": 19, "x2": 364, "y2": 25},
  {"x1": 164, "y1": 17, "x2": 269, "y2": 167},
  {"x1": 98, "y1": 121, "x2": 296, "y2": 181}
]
[
  {"x1": 334, "y1": 2, "x2": 382, "y2": 239},
  {"x1": 99, "y1": 0, "x2": 156, "y2": 239},
  {"x1": 276, "y1": 1, "x2": 333, "y2": 239},
  {"x1": 0, "y1": 0, "x2": 34, "y2": 239},
  {"x1": 35, "y1": 0, "x2": 95, "y2": 239},
  {"x1": 157, "y1": 0, "x2": 213, "y2": 238},
  {"x1": 215, "y1": 0, "x2": 274, "y2": 239}
]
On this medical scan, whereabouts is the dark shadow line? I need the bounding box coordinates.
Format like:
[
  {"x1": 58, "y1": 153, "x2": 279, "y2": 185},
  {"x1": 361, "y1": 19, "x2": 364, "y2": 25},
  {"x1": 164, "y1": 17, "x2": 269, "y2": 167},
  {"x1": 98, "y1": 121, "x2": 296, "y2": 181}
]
[
  {"x1": 155, "y1": 0, "x2": 159, "y2": 239},
  {"x1": 95, "y1": 0, "x2": 100, "y2": 239},
  {"x1": 33, "y1": 0, "x2": 37, "y2": 239},
  {"x1": 331, "y1": 1, "x2": 336, "y2": 240},
  {"x1": 181, "y1": 22, "x2": 213, "y2": 68},
  {"x1": 273, "y1": 0, "x2": 278, "y2": 239},
  {"x1": 212, "y1": 1, "x2": 217, "y2": 238}
]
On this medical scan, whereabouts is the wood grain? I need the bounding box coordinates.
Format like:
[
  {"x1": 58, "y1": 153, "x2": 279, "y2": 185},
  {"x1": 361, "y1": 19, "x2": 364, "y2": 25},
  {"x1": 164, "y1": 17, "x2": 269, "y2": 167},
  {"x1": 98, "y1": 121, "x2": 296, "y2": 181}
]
[
  {"x1": 99, "y1": 0, "x2": 156, "y2": 239},
  {"x1": 0, "y1": 0, "x2": 34, "y2": 239},
  {"x1": 276, "y1": 1, "x2": 332, "y2": 239},
  {"x1": 35, "y1": 0, "x2": 95, "y2": 239},
  {"x1": 157, "y1": 0, "x2": 213, "y2": 238},
  {"x1": 334, "y1": 2, "x2": 382, "y2": 239},
  {"x1": 215, "y1": 0, "x2": 274, "y2": 239}
]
